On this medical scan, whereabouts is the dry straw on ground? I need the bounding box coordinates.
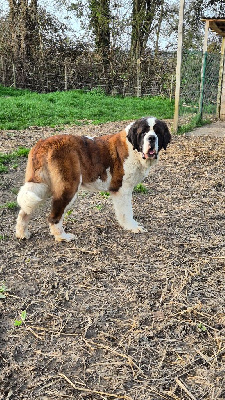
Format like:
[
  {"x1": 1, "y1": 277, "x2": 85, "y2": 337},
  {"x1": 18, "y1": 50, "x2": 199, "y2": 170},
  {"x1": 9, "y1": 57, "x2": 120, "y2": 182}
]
[{"x1": 0, "y1": 121, "x2": 224, "y2": 400}]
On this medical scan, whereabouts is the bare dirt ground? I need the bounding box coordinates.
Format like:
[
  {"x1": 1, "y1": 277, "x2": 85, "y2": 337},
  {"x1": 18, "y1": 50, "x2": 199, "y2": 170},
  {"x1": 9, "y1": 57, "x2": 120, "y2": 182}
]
[{"x1": 0, "y1": 120, "x2": 225, "y2": 400}]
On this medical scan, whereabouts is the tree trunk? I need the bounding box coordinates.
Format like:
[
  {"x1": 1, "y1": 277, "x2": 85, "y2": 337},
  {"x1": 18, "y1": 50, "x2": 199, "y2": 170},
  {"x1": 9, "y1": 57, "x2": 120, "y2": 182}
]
[{"x1": 89, "y1": 0, "x2": 111, "y2": 92}]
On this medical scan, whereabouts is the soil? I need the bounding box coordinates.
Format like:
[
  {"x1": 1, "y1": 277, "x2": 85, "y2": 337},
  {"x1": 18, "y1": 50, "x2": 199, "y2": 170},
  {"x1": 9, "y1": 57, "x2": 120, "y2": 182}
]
[{"x1": 0, "y1": 120, "x2": 225, "y2": 400}]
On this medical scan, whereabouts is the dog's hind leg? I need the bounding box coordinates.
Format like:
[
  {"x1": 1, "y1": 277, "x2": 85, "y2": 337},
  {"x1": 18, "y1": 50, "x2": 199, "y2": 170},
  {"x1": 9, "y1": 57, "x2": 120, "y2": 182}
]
[
  {"x1": 48, "y1": 180, "x2": 81, "y2": 242},
  {"x1": 16, "y1": 182, "x2": 50, "y2": 239}
]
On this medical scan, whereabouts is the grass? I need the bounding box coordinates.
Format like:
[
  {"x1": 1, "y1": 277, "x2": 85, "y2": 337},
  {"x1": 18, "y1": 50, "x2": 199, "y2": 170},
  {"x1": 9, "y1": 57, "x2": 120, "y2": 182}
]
[
  {"x1": 0, "y1": 86, "x2": 174, "y2": 130},
  {"x1": 177, "y1": 114, "x2": 211, "y2": 134},
  {"x1": 0, "y1": 147, "x2": 30, "y2": 173},
  {"x1": 0, "y1": 201, "x2": 18, "y2": 210},
  {"x1": 133, "y1": 183, "x2": 148, "y2": 193}
]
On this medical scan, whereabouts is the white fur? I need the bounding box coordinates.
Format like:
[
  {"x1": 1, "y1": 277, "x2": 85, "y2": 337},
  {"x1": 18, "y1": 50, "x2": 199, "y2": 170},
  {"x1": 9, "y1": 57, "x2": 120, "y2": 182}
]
[
  {"x1": 16, "y1": 182, "x2": 50, "y2": 239},
  {"x1": 110, "y1": 138, "x2": 156, "y2": 232},
  {"x1": 49, "y1": 218, "x2": 76, "y2": 242},
  {"x1": 82, "y1": 168, "x2": 112, "y2": 192},
  {"x1": 147, "y1": 117, "x2": 156, "y2": 130},
  {"x1": 16, "y1": 210, "x2": 32, "y2": 239},
  {"x1": 143, "y1": 117, "x2": 158, "y2": 155},
  {"x1": 17, "y1": 182, "x2": 50, "y2": 215}
]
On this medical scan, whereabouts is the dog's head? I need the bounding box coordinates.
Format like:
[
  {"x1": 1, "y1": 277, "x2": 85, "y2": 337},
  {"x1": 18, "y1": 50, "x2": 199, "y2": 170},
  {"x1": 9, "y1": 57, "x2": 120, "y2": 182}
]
[{"x1": 126, "y1": 117, "x2": 171, "y2": 160}]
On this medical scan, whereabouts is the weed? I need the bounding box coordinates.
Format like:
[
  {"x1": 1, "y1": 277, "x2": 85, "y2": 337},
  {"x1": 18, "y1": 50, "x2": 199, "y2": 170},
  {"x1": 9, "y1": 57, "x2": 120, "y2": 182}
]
[
  {"x1": 66, "y1": 209, "x2": 73, "y2": 216},
  {"x1": 14, "y1": 310, "x2": 27, "y2": 327},
  {"x1": 99, "y1": 191, "x2": 110, "y2": 198},
  {"x1": 0, "y1": 235, "x2": 8, "y2": 241},
  {"x1": 134, "y1": 183, "x2": 148, "y2": 193},
  {"x1": 11, "y1": 188, "x2": 19, "y2": 195},
  {"x1": 6, "y1": 201, "x2": 18, "y2": 210},
  {"x1": 0, "y1": 283, "x2": 10, "y2": 299},
  {"x1": 95, "y1": 204, "x2": 103, "y2": 211},
  {"x1": 197, "y1": 322, "x2": 207, "y2": 332}
]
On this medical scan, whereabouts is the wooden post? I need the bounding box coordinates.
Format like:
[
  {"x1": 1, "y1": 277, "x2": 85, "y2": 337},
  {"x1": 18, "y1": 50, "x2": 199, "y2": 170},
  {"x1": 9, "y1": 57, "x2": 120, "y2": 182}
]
[
  {"x1": 199, "y1": 20, "x2": 209, "y2": 118},
  {"x1": 220, "y1": 52, "x2": 225, "y2": 120},
  {"x1": 12, "y1": 62, "x2": 16, "y2": 87},
  {"x1": 173, "y1": 0, "x2": 185, "y2": 133},
  {"x1": 64, "y1": 61, "x2": 68, "y2": 91},
  {"x1": 216, "y1": 37, "x2": 225, "y2": 118},
  {"x1": 136, "y1": 57, "x2": 141, "y2": 97},
  {"x1": 1, "y1": 56, "x2": 5, "y2": 85}
]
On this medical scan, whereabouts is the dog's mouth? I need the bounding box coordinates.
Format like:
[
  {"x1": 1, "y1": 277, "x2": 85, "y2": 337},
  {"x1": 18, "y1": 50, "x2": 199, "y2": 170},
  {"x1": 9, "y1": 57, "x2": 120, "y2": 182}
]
[{"x1": 142, "y1": 148, "x2": 157, "y2": 160}]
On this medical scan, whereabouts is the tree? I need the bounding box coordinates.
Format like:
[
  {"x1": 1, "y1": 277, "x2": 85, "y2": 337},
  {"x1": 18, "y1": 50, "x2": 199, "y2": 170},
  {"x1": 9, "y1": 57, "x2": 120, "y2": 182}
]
[
  {"x1": 8, "y1": 0, "x2": 40, "y2": 63},
  {"x1": 89, "y1": 0, "x2": 110, "y2": 58},
  {"x1": 130, "y1": 0, "x2": 162, "y2": 60}
]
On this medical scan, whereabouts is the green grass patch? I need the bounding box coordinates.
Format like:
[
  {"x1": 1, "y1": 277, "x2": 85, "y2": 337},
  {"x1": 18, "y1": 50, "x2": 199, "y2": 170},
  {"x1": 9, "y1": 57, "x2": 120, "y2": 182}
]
[
  {"x1": 0, "y1": 85, "x2": 174, "y2": 130},
  {"x1": 134, "y1": 183, "x2": 148, "y2": 193},
  {"x1": 0, "y1": 201, "x2": 18, "y2": 210},
  {"x1": 177, "y1": 114, "x2": 211, "y2": 134},
  {"x1": 0, "y1": 147, "x2": 30, "y2": 173}
]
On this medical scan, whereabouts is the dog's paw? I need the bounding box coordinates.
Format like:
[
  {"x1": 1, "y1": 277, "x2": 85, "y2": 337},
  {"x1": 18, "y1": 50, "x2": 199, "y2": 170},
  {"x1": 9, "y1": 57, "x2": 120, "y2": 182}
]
[
  {"x1": 54, "y1": 232, "x2": 76, "y2": 242},
  {"x1": 131, "y1": 225, "x2": 147, "y2": 233},
  {"x1": 16, "y1": 229, "x2": 31, "y2": 239}
]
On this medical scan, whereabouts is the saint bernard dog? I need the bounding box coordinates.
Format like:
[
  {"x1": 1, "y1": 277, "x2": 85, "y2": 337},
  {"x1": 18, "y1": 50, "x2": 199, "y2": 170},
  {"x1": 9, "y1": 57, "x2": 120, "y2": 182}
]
[{"x1": 16, "y1": 117, "x2": 171, "y2": 241}]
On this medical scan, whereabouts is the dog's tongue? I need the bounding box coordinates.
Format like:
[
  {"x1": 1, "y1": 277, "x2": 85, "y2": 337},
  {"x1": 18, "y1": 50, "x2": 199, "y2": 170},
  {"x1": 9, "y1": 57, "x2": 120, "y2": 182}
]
[{"x1": 142, "y1": 150, "x2": 155, "y2": 159}]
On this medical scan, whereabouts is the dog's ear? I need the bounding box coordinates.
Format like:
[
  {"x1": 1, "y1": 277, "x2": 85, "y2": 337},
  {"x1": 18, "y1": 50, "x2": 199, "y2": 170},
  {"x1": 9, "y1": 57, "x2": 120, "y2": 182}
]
[
  {"x1": 155, "y1": 121, "x2": 171, "y2": 151},
  {"x1": 127, "y1": 119, "x2": 150, "y2": 152},
  {"x1": 161, "y1": 122, "x2": 171, "y2": 150},
  {"x1": 127, "y1": 123, "x2": 139, "y2": 151}
]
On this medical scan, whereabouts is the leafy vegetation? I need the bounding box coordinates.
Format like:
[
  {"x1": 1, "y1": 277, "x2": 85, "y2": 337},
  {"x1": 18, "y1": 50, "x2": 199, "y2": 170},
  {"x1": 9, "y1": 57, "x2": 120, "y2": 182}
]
[
  {"x1": 0, "y1": 283, "x2": 10, "y2": 299},
  {"x1": 0, "y1": 86, "x2": 174, "y2": 130},
  {"x1": 0, "y1": 147, "x2": 30, "y2": 173},
  {"x1": 134, "y1": 183, "x2": 148, "y2": 193},
  {"x1": 0, "y1": 201, "x2": 18, "y2": 210},
  {"x1": 14, "y1": 310, "x2": 27, "y2": 327},
  {"x1": 177, "y1": 114, "x2": 211, "y2": 134}
]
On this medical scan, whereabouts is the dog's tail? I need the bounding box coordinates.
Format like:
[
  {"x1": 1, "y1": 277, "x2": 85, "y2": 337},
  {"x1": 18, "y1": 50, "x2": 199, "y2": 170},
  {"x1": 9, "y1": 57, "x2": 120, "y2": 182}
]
[{"x1": 17, "y1": 182, "x2": 49, "y2": 215}]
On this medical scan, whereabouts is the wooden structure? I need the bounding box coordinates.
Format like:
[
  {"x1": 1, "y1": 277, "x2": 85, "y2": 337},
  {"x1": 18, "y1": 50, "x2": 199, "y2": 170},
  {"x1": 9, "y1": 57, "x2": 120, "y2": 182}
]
[
  {"x1": 201, "y1": 18, "x2": 225, "y2": 120},
  {"x1": 173, "y1": 0, "x2": 185, "y2": 132},
  {"x1": 174, "y1": 16, "x2": 225, "y2": 132}
]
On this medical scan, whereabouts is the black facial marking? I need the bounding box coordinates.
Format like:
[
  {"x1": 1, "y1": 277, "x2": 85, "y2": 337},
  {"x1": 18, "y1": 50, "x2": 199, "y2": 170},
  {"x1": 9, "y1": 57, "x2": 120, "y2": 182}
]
[
  {"x1": 153, "y1": 120, "x2": 171, "y2": 151},
  {"x1": 127, "y1": 118, "x2": 150, "y2": 152}
]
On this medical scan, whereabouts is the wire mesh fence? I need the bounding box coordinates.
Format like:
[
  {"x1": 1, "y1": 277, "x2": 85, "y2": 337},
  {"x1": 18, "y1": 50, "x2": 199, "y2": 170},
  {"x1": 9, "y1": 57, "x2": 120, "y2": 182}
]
[
  {"x1": 0, "y1": 46, "x2": 221, "y2": 130},
  {"x1": 179, "y1": 50, "x2": 220, "y2": 125},
  {"x1": 203, "y1": 52, "x2": 220, "y2": 115}
]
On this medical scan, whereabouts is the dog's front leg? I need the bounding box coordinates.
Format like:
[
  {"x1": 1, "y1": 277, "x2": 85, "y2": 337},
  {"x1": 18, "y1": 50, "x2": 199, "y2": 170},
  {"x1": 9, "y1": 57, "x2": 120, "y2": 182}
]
[{"x1": 111, "y1": 189, "x2": 147, "y2": 233}]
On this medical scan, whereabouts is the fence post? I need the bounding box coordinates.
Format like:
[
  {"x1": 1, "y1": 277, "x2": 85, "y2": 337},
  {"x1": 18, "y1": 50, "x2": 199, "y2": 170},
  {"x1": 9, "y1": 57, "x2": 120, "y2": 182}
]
[
  {"x1": 173, "y1": 0, "x2": 185, "y2": 133},
  {"x1": 64, "y1": 61, "x2": 68, "y2": 91},
  {"x1": 136, "y1": 57, "x2": 141, "y2": 97},
  {"x1": 12, "y1": 62, "x2": 16, "y2": 87},
  {"x1": 199, "y1": 20, "x2": 209, "y2": 119},
  {"x1": 216, "y1": 37, "x2": 225, "y2": 118}
]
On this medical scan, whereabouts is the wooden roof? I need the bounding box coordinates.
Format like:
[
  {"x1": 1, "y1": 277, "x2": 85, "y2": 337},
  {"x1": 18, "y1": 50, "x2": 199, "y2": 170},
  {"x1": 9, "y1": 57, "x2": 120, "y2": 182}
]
[{"x1": 201, "y1": 18, "x2": 225, "y2": 37}]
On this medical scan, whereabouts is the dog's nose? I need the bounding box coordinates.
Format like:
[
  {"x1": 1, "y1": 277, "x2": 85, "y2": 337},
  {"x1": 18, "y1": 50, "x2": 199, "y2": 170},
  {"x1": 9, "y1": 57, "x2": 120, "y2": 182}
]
[{"x1": 149, "y1": 135, "x2": 156, "y2": 145}]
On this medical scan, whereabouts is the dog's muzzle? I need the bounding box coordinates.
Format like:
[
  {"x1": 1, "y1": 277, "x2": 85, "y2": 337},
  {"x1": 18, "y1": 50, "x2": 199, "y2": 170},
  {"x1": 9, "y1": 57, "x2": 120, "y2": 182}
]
[{"x1": 142, "y1": 135, "x2": 158, "y2": 160}]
